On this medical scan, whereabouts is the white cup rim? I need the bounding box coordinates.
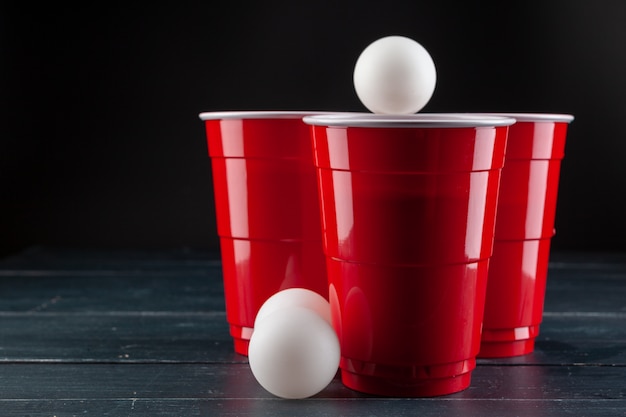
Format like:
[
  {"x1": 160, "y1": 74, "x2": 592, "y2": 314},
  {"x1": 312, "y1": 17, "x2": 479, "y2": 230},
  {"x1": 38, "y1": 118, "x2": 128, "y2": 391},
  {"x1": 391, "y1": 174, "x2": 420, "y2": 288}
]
[
  {"x1": 303, "y1": 113, "x2": 516, "y2": 128},
  {"x1": 198, "y1": 110, "x2": 335, "y2": 121},
  {"x1": 470, "y1": 112, "x2": 574, "y2": 123}
]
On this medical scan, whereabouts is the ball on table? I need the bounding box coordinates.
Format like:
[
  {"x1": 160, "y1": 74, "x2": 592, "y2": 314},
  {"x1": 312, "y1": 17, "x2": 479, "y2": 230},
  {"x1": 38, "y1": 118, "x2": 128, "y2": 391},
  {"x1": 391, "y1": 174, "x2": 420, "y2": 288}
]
[
  {"x1": 248, "y1": 306, "x2": 341, "y2": 399},
  {"x1": 353, "y1": 35, "x2": 437, "y2": 114}
]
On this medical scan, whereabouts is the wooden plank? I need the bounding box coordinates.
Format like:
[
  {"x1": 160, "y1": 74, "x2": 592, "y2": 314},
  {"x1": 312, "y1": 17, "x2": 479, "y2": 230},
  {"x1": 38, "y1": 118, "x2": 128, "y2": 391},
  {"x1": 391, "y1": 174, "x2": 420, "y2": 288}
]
[
  {"x1": 0, "y1": 270, "x2": 226, "y2": 313},
  {"x1": 546, "y1": 267, "x2": 626, "y2": 313},
  {"x1": 1, "y1": 250, "x2": 625, "y2": 315},
  {"x1": 0, "y1": 398, "x2": 625, "y2": 417},
  {"x1": 0, "y1": 398, "x2": 623, "y2": 417},
  {"x1": 0, "y1": 246, "x2": 221, "y2": 270},
  {"x1": 1, "y1": 248, "x2": 625, "y2": 316},
  {"x1": 2, "y1": 267, "x2": 622, "y2": 317},
  {"x1": 0, "y1": 313, "x2": 624, "y2": 365},
  {"x1": 480, "y1": 314, "x2": 626, "y2": 366},
  {"x1": 0, "y1": 312, "x2": 244, "y2": 363},
  {"x1": 0, "y1": 248, "x2": 624, "y2": 417},
  {"x1": 0, "y1": 363, "x2": 624, "y2": 401},
  {"x1": 549, "y1": 251, "x2": 626, "y2": 268},
  {"x1": 0, "y1": 262, "x2": 623, "y2": 316}
]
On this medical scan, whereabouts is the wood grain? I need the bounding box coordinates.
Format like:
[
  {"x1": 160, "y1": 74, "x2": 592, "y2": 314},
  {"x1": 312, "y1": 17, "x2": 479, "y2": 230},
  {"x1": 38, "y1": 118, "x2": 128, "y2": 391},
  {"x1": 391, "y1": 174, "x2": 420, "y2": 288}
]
[{"x1": 0, "y1": 248, "x2": 624, "y2": 416}]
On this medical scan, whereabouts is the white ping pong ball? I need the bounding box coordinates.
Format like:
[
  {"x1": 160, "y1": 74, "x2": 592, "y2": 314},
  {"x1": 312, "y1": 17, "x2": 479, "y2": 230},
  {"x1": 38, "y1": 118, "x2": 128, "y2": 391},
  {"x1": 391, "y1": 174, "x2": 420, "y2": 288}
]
[
  {"x1": 353, "y1": 35, "x2": 437, "y2": 114},
  {"x1": 248, "y1": 306, "x2": 341, "y2": 399},
  {"x1": 254, "y1": 288, "x2": 331, "y2": 328}
]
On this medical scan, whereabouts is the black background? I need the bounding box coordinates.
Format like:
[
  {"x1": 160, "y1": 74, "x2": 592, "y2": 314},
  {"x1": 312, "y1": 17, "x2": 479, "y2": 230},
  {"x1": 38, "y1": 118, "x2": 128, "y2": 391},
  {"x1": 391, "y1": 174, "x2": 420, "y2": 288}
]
[{"x1": 2, "y1": 1, "x2": 625, "y2": 256}]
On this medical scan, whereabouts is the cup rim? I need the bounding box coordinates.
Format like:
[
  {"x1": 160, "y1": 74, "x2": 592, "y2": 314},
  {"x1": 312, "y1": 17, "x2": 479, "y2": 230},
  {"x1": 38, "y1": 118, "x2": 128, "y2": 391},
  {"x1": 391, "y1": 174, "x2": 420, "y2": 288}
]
[
  {"x1": 303, "y1": 113, "x2": 516, "y2": 128},
  {"x1": 473, "y1": 112, "x2": 575, "y2": 123},
  {"x1": 198, "y1": 110, "x2": 335, "y2": 121}
]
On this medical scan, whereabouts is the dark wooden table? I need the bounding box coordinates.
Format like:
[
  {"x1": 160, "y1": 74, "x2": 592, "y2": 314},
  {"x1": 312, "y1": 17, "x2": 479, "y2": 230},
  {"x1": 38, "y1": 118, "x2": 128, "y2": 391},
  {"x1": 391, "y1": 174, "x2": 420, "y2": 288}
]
[{"x1": 0, "y1": 247, "x2": 624, "y2": 416}]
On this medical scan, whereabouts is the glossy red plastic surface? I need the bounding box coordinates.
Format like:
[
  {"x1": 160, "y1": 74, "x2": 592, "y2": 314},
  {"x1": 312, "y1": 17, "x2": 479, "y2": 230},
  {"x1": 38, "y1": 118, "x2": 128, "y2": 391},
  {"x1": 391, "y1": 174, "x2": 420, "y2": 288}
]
[
  {"x1": 480, "y1": 238, "x2": 551, "y2": 357},
  {"x1": 494, "y1": 159, "x2": 562, "y2": 240},
  {"x1": 310, "y1": 124, "x2": 509, "y2": 396},
  {"x1": 210, "y1": 157, "x2": 323, "y2": 241},
  {"x1": 203, "y1": 115, "x2": 328, "y2": 355},
  {"x1": 494, "y1": 121, "x2": 568, "y2": 241},
  {"x1": 317, "y1": 169, "x2": 502, "y2": 265},
  {"x1": 219, "y1": 237, "x2": 328, "y2": 355},
  {"x1": 481, "y1": 120, "x2": 571, "y2": 358},
  {"x1": 328, "y1": 259, "x2": 488, "y2": 397}
]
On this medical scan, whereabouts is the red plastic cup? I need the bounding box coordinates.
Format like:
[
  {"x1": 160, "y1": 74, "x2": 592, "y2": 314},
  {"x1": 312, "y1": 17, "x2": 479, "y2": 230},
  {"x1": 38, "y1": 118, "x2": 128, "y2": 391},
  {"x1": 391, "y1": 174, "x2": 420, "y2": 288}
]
[
  {"x1": 198, "y1": 111, "x2": 330, "y2": 356},
  {"x1": 304, "y1": 113, "x2": 515, "y2": 397},
  {"x1": 479, "y1": 113, "x2": 574, "y2": 358}
]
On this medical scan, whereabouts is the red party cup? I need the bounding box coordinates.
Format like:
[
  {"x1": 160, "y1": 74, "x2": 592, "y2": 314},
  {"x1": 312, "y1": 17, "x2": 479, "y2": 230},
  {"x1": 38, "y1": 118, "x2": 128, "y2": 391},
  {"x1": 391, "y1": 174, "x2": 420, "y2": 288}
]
[
  {"x1": 199, "y1": 111, "x2": 330, "y2": 356},
  {"x1": 479, "y1": 113, "x2": 574, "y2": 358},
  {"x1": 304, "y1": 113, "x2": 515, "y2": 397}
]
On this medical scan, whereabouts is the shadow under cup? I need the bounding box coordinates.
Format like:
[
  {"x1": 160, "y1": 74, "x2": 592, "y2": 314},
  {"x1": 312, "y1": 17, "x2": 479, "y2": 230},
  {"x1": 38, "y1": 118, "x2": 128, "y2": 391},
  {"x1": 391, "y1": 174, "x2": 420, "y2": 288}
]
[
  {"x1": 199, "y1": 111, "x2": 329, "y2": 356},
  {"x1": 479, "y1": 113, "x2": 574, "y2": 358},
  {"x1": 304, "y1": 114, "x2": 515, "y2": 397}
]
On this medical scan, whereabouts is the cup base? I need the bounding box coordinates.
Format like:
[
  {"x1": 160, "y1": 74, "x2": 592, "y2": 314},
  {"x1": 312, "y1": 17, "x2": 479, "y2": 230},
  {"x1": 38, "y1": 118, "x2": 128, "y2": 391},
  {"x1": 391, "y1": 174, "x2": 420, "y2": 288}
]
[
  {"x1": 229, "y1": 325, "x2": 254, "y2": 356},
  {"x1": 478, "y1": 325, "x2": 540, "y2": 358},
  {"x1": 341, "y1": 369, "x2": 472, "y2": 397},
  {"x1": 339, "y1": 357, "x2": 474, "y2": 397},
  {"x1": 478, "y1": 339, "x2": 536, "y2": 358}
]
